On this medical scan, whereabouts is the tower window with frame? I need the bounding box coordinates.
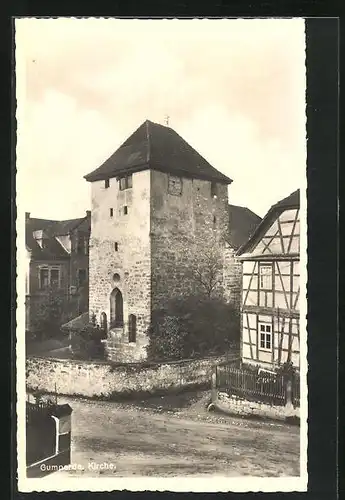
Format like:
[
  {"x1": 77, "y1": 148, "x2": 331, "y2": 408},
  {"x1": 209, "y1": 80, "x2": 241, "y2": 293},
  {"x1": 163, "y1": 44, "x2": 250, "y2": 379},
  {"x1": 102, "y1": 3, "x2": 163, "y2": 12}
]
[
  {"x1": 168, "y1": 175, "x2": 182, "y2": 196},
  {"x1": 211, "y1": 182, "x2": 217, "y2": 198},
  {"x1": 119, "y1": 174, "x2": 132, "y2": 191},
  {"x1": 259, "y1": 323, "x2": 272, "y2": 351},
  {"x1": 259, "y1": 264, "x2": 273, "y2": 290},
  {"x1": 104, "y1": 179, "x2": 110, "y2": 189}
]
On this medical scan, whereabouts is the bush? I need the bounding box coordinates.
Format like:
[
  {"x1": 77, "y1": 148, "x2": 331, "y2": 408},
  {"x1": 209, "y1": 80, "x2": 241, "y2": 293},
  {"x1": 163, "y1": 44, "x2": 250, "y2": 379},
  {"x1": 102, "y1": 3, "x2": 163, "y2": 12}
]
[
  {"x1": 146, "y1": 295, "x2": 240, "y2": 361},
  {"x1": 70, "y1": 324, "x2": 105, "y2": 360},
  {"x1": 30, "y1": 290, "x2": 65, "y2": 340}
]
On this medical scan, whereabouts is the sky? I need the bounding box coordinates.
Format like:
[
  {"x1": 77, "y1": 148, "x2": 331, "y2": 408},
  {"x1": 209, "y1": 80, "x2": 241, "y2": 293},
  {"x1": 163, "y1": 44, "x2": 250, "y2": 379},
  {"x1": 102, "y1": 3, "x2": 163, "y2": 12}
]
[{"x1": 16, "y1": 18, "x2": 306, "y2": 219}]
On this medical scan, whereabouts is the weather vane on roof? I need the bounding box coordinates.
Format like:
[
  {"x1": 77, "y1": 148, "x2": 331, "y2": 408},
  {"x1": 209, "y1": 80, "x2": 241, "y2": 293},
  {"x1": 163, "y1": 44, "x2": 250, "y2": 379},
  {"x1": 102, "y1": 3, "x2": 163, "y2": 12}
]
[{"x1": 164, "y1": 115, "x2": 170, "y2": 126}]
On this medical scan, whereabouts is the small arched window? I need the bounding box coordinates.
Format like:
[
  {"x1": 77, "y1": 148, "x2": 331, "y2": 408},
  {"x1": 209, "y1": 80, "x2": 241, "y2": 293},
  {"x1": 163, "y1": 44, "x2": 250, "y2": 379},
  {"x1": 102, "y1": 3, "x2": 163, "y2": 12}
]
[{"x1": 128, "y1": 314, "x2": 137, "y2": 343}]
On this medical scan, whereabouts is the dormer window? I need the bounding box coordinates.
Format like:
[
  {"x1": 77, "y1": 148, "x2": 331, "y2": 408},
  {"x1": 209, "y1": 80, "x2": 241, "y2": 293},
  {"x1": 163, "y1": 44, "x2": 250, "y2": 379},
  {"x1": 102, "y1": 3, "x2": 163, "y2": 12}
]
[
  {"x1": 33, "y1": 229, "x2": 48, "y2": 249},
  {"x1": 119, "y1": 174, "x2": 132, "y2": 191}
]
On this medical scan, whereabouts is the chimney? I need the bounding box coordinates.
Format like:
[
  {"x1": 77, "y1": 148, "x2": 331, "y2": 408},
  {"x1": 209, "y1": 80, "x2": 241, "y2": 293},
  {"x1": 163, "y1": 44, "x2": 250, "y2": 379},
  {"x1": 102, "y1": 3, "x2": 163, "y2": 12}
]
[
  {"x1": 86, "y1": 210, "x2": 91, "y2": 218},
  {"x1": 25, "y1": 212, "x2": 30, "y2": 220}
]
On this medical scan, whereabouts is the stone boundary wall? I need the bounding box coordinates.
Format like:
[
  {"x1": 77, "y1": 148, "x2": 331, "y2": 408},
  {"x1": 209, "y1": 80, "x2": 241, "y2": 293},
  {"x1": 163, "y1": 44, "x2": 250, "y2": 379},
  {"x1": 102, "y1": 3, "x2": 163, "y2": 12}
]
[
  {"x1": 26, "y1": 354, "x2": 231, "y2": 399},
  {"x1": 213, "y1": 392, "x2": 300, "y2": 423}
]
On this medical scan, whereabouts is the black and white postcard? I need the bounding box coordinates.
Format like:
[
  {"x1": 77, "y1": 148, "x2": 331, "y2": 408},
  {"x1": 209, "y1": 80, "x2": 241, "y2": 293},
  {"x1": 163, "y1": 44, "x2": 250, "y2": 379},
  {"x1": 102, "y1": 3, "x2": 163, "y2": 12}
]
[{"x1": 16, "y1": 17, "x2": 309, "y2": 492}]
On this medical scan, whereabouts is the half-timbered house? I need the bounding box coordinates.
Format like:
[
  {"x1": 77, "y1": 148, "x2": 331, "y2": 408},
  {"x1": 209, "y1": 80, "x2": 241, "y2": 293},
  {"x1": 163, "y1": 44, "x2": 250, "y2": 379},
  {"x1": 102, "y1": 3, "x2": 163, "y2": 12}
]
[{"x1": 236, "y1": 190, "x2": 300, "y2": 370}]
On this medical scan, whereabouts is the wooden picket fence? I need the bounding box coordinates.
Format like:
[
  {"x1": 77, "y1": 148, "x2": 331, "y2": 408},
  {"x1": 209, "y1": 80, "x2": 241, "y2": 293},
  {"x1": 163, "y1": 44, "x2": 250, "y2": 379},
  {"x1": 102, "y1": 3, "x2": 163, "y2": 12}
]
[{"x1": 216, "y1": 365, "x2": 300, "y2": 407}]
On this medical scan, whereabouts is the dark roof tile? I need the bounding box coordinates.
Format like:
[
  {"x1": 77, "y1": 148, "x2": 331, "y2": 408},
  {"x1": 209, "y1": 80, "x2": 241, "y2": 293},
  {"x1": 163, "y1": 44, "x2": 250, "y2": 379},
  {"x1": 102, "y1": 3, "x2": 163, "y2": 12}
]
[
  {"x1": 26, "y1": 215, "x2": 90, "y2": 260},
  {"x1": 227, "y1": 204, "x2": 262, "y2": 250},
  {"x1": 84, "y1": 120, "x2": 232, "y2": 184}
]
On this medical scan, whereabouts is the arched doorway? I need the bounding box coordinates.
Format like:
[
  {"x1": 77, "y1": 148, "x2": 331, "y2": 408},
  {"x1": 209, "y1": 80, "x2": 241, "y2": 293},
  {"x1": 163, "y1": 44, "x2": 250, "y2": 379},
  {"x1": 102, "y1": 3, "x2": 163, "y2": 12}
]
[{"x1": 110, "y1": 288, "x2": 123, "y2": 328}]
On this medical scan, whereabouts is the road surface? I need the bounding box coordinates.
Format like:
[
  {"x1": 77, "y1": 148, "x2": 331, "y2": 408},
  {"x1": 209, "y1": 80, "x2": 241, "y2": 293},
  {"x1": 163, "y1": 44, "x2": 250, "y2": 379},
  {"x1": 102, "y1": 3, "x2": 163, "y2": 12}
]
[{"x1": 53, "y1": 391, "x2": 300, "y2": 477}]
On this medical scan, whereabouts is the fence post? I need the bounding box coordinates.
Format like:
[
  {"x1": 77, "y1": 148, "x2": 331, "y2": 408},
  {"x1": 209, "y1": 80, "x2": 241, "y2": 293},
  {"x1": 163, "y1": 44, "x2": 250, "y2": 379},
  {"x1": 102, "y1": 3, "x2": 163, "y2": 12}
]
[
  {"x1": 211, "y1": 369, "x2": 218, "y2": 403},
  {"x1": 285, "y1": 378, "x2": 293, "y2": 414}
]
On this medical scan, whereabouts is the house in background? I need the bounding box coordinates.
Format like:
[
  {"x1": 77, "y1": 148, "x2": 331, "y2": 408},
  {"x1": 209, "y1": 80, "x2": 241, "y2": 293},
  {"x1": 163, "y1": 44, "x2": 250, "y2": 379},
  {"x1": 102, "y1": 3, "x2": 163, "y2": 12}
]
[
  {"x1": 223, "y1": 204, "x2": 262, "y2": 310},
  {"x1": 236, "y1": 190, "x2": 300, "y2": 370},
  {"x1": 25, "y1": 211, "x2": 91, "y2": 334}
]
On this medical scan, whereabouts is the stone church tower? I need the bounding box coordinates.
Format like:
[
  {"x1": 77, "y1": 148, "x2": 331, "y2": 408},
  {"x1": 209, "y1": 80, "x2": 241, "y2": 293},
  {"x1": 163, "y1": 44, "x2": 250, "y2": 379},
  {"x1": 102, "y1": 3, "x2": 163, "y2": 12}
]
[{"x1": 84, "y1": 120, "x2": 233, "y2": 361}]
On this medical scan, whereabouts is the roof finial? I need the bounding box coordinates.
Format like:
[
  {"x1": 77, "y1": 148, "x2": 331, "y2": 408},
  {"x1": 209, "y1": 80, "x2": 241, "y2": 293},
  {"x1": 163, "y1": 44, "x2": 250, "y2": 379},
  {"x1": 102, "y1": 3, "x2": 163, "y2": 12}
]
[{"x1": 164, "y1": 114, "x2": 170, "y2": 126}]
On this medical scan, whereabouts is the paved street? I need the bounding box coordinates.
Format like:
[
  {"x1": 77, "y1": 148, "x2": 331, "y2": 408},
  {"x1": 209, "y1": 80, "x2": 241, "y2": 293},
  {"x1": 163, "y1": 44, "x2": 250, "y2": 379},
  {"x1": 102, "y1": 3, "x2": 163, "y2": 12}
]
[{"x1": 53, "y1": 391, "x2": 300, "y2": 477}]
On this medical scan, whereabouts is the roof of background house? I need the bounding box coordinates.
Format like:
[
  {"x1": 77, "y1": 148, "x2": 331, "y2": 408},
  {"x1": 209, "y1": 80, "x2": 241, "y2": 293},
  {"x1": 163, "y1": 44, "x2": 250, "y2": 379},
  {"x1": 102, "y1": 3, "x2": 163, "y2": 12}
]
[
  {"x1": 227, "y1": 204, "x2": 262, "y2": 250},
  {"x1": 236, "y1": 189, "x2": 300, "y2": 256},
  {"x1": 84, "y1": 119, "x2": 232, "y2": 184},
  {"x1": 26, "y1": 214, "x2": 90, "y2": 260}
]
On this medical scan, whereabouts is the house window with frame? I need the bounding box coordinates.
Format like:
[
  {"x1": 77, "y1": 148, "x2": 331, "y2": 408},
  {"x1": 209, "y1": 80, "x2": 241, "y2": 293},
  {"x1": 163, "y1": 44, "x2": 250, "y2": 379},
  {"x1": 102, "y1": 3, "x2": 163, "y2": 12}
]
[
  {"x1": 50, "y1": 269, "x2": 60, "y2": 289},
  {"x1": 119, "y1": 174, "x2": 133, "y2": 191},
  {"x1": 39, "y1": 266, "x2": 60, "y2": 289},
  {"x1": 78, "y1": 269, "x2": 87, "y2": 288},
  {"x1": 259, "y1": 265, "x2": 273, "y2": 290},
  {"x1": 39, "y1": 268, "x2": 49, "y2": 289},
  {"x1": 259, "y1": 323, "x2": 272, "y2": 350}
]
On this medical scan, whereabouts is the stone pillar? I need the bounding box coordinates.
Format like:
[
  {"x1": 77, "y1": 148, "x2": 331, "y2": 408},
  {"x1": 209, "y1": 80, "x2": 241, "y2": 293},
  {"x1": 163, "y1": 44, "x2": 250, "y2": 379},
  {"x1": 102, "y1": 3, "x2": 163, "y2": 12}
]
[
  {"x1": 211, "y1": 370, "x2": 218, "y2": 402},
  {"x1": 285, "y1": 379, "x2": 294, "y2": 415}
]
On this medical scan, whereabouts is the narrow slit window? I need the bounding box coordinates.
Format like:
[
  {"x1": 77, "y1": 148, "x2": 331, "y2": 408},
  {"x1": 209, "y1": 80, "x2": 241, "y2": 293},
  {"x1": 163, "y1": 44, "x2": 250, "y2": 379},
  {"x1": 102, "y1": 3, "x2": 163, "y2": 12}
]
[
  {"x1": 128, "y1": 314, "x2": 137, "y2": 343},
  {"x1": 124, "y1": 206, "x2": 128, "y2": 215},
  {"x1": 211, "y1": 182, "x2": 217, "y2": 198},
  {"x1": 105, "y1": 179, "x2": 110, "y2": 188},
  {"x1": 115, "y1": 242, "x2": 118, "y2": 252},
  {"x1": 110, "y1": 208, "x2": 113, "y2": 217}
]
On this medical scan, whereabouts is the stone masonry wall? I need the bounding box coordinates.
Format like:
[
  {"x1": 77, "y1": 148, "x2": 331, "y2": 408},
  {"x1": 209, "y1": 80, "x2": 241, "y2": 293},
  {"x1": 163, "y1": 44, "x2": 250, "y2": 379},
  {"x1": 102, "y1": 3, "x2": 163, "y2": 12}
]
[
  {"x1": 150, "y1": 170, "x2": 230, "y2": 310},
  {"x1": 89, "y1": 170, "x2": 151, "y2": 361},
  {"x1": 223, "y1": 246, "x2": 243, "y2": 310},
  {"x1": 215, "y1": 392, "x2": 300, "y2": 422},
  {"x1": 26, "y1": 354, "x2": 228, "y2": 398}
]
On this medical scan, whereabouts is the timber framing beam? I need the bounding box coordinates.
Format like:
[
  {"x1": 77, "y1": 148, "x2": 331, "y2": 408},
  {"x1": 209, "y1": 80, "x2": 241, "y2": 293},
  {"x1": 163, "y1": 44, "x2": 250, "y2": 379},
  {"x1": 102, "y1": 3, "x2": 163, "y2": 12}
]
[{"x1": 242, "y1": 305, "x2": 300, "y2": 319}]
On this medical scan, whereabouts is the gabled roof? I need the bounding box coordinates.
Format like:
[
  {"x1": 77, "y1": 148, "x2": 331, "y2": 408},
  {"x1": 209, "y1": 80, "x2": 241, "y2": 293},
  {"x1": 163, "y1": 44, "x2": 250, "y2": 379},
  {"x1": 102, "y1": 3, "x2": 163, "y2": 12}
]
[
  {"x1": 236, "y1": 189, "x2": 300, "y2": 256},
  {"x1": 227, "y1": 204, "x2": 262, "y2": 250},
  {"x1": 26, "y1": 214, "x2": 90, "y2": 260},
  {"x1": 25, "y1": 229, "x2": 69, "y2": 260},
  {"x1": 84, "y1": 119, "x2": 232, "y2": 184}
]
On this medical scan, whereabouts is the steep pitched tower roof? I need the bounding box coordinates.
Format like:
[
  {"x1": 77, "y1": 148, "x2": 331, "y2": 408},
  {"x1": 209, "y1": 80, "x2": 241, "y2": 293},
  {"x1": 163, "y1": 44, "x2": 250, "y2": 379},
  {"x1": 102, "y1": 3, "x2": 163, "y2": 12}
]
[{"x1": 84, "y1": 119, "x2": 232, "y2": 184}]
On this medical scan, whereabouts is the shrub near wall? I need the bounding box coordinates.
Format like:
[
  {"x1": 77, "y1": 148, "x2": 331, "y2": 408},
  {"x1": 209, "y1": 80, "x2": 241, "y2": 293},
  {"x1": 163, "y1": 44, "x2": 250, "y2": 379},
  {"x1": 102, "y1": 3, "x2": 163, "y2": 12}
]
[
  {"x1": 26, "y1": 354, "x2": 229, "y2": 399},
  {"x1": 146, "y1": 296, "x2": 240, "y2": 361}
]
